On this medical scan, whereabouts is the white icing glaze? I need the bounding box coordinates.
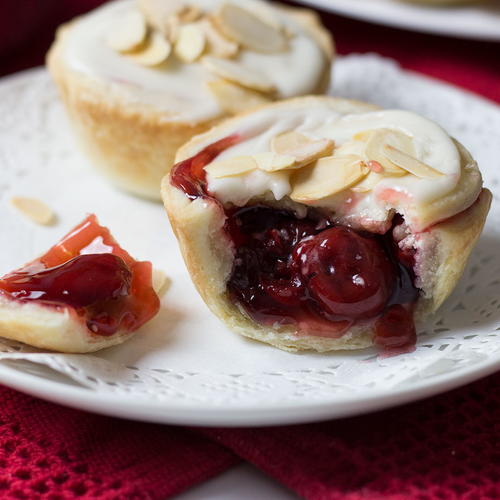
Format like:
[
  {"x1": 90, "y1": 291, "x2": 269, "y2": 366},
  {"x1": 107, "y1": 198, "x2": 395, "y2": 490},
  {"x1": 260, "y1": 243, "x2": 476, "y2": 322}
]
[
  {"x1": 62, "y1": 0, "x2": 327, "y2": 123},
  {"x1": 205, "y1": 105, "x2": 469, "y2": 231}
]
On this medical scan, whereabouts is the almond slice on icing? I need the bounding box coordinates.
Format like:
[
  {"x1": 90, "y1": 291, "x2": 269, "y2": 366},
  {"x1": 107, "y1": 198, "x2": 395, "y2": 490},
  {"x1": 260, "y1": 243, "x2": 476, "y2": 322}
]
[
  {"x1": 351, "y1": 171, "x2": 385, "y2": 193},
  {"x1": 361, "y1": 129, "x2": 411, "y2": 177},
  {"x1": 174, "y1": 24, "x2": 206, "y2": 63},
  {"x1": 253, "y1": 152, "x2": 296, "y2": 172},
  {"x1": 205, "y1": 156, "x2": 257, "y2": 179},
  {"x1": 215, "y1": 3, "x2": 287, "y2": 53},
  {"x1": 128, "y1": 31, "x2": 171, "y2": 66},
  {"x1": 383, "y1": 145, "x2": 445, "y2": 178},
  {"x1": 107, "y1": 10, "x2": 147, "y2": 53},
  {"x1": 202, "y1": 56, "x2": 276, "y2": 94},
  {"x1": 10, "y1": 196, "x2": 55, "y2": 225},
  {"x1": 271, "y1": 131, "x2": 334, "y2": 167},
  {"x1": 290, "y1": 156, "x2": 369, "y2": 202},
  {"x1": 271, "y1": 131, "x2": 310, "y2": 154},
  {"x1": 201, "y1": 18, "x2": 239, "y2": 58},
  {"x1": 176, "y1": 5, "x2": 203, "y2": 23},
  {"x1": 138, "y1": 0, "x2": 182, "y2": 35},
  {"x1": 206, "y1": 79, "x2": 271, "y2": 114}
]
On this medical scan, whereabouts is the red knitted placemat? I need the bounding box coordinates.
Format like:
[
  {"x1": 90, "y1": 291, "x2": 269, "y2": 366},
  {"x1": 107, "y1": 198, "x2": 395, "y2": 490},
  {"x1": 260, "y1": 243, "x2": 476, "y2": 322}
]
[
  {"x1": 202, "y1": 373, "x2": 500, "y2": 500},
  {"x1": 0, "y1": 386, "x2": 239, "y2": 499}
]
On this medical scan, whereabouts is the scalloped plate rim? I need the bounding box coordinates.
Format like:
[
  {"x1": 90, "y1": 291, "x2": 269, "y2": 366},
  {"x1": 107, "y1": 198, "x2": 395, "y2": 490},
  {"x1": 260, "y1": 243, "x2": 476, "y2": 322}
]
[{"x1": 0, "y1": 64, "x2": 499, "y2": 426}]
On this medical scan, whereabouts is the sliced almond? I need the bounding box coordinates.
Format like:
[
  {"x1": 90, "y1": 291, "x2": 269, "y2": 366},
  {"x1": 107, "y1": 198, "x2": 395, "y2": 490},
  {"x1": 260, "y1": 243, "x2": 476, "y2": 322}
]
[
  {"x1": 292, "y1": 139, "x2": 335, "y2": 167},
  {"x1": 361, "y1": 129, "x2": 412, "y2": 176},
  {"x1": 177, "y1": 5, "x2": 203, "y2": 23},
  {"x1": 253, "y1": 152, "x2": 296, "y2": 172},
  {"x1": 10, "y1": 197, "x2": 55, "y2": 225},
  {"x1": 202, "y1": 56, "x2": 276, "y2": 94},
  {"x1": 206, "y1": 79, "x2": 271, "y2": 114},
  {"x1": 152, "y1": 269, "x2": 170, "y2": 296},
  {"x1": 271, "y1": 131, "x2": 310, "y2": 154},
  {"x1": 137, "y1": 0, "x2": 183, "y2": 35},
  {"x1": 333, "y1": 139, "x2": 367, "y2": 159},
  {"x1": 205, "y1": 156, "x2": 257, "y2": 179},
  {"x1": 128, "y1": 31, "x2": 171, "y2": 66},
  {"x1": 216, "y1": 3, "x2": 287, "y2": 53},
  {"x1": 174, "y1": 23, "x2": 206, "y2": 63},
  {"x1": 383, "y1": 145, "x2": 444, "y2": 179},
  {"x1": 271, "y1": 131, "x2": 334, "y2": 168},
  {"x1": 248, "y1": 3, "x2": 283, "y2": 32},
  {"x1": 351, "y1": 171, "x2": 385, "y2": 193},
  {"x1": 165, "y1": 15, "x2": 181, "y2": 44},
  {"x1": 290, "y1": 156, "x2": 369, "y2": 202},
  {"x1": 107, "y1": 10, "x2": 147, "y2": 53},
  {"x1": 201, "y1": 18, "x2": 239, "y2": 58}
]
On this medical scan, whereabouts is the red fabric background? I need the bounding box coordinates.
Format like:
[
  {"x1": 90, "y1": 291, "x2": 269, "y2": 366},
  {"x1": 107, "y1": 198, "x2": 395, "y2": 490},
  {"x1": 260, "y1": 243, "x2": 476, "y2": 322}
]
[{"x1": 0, "y1": 1, "x2": 499, "y2": 499}]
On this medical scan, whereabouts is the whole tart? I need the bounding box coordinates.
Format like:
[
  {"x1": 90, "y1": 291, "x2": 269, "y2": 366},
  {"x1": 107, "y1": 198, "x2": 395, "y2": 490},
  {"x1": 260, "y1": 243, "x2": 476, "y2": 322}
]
[
  {"x1": 47, "y1": 0, "x2": 334, "y2": 200},
  {"x1": 161, "y1": 96, "x2": 491, "y2": 353}
]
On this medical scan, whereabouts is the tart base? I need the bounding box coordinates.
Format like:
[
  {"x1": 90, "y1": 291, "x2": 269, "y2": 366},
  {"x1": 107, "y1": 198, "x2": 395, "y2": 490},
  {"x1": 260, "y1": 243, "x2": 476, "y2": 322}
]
[{"x1": 0, "y1": 294, "x2": 133, "y2": 353}]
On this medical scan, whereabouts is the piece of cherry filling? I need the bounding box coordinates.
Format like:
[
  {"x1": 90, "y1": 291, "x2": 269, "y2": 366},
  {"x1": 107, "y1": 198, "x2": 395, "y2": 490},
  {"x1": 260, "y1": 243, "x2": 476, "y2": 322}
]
[
  {"x1": 2, "y1": 254, "x2": 131, "y2": 308},
  {"x1": 0, "y1": 214, "x2": 160, "y2": 337},
  {"x1": 225, "y1": 206, "x2": 419, "y2": 350},
  {"x1": 0, "y1": 254, "x2": 136, "y2": 336}
]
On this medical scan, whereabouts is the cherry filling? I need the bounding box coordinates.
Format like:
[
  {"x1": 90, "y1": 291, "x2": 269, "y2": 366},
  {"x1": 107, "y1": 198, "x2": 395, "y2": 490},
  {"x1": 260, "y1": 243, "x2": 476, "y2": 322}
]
[
  {"x1": 170, "y1": 134, "x2": 240, "y2": 200},
  {"x1": 170, "y1": 137, "x2": 419, "y2": 350},
  {"x1": 0, "y1": 254, "x2": 131, "y2": 308},
  {"x1": 0, "y1": 215, "x2": 160, "y2": 336},
  {"x1": 225, "y1": 206, "x2": 418, "y2": 349}
]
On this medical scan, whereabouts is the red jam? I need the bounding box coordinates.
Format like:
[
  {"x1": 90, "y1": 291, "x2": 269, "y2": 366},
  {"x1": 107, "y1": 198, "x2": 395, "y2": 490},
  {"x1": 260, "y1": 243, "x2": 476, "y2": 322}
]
[
  {"x1": 170, "y1": 137, "x2": 419, "y2": 351},
  {"x1": 225, "y1": 206, "x2": 417, "y2": 348},
  {"x1": 0, "y1": 215, "x2": 160, "y2": 336},
  {"x1": 170, "y1": 135, "x2": 240, "y2": 200}
]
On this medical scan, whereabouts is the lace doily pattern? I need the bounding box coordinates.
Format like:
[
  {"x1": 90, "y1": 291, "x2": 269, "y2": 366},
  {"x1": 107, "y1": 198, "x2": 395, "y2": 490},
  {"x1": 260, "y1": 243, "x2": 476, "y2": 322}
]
[{"x1": 0, "y1": 55, "x2": 499, "y2": 418}]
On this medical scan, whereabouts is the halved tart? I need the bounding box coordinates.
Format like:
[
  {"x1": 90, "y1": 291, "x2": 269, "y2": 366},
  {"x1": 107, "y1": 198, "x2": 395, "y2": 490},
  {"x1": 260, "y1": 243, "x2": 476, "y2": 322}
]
[{"x1": 162, "y1": 96, "x2": 491, "y2": 353}]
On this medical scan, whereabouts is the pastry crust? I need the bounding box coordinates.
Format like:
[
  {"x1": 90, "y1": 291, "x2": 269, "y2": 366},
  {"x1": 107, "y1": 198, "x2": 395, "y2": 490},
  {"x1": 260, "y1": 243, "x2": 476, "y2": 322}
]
[
  {"x1": 0, "y1": 294, "x2": 134, "y2": 353},
  {"x1": 162, "y1": 96, "x2": 491, "y2": 352},
  {"x1": 47, "y1": 4, "x2": 334, "y2": 201}
]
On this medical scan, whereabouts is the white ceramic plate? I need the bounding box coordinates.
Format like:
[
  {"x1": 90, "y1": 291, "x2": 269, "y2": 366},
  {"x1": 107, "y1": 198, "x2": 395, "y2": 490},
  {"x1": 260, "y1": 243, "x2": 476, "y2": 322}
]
[
  {"x1": 0, "y1": 56, "x2": 499, "y2": 427},
  {"x1": 297, "y1": 0, "x2": 500, "y2": 41}
]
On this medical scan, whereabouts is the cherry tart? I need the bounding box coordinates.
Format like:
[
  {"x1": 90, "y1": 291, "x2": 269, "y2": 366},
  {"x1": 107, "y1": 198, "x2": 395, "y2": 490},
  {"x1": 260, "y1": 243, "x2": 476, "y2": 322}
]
[
  {"x1": 0, "y1": 215, "x2": 160, "y2": 353},
  {"x1": 162, "y1": 96, "x2": 491, "y2": 353},
  {"x1": 47, "y1": 0, "x2": 334, "y2": 200}
]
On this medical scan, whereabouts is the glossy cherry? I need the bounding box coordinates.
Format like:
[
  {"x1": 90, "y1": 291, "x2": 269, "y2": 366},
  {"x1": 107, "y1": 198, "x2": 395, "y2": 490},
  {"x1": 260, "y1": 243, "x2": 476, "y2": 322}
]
[
  {"x1": 293, "y1": 227, "x2": 396, "y2": 320},
  {"x1": 1, "y1": 254, "x2": 132, "y2": 308}
]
